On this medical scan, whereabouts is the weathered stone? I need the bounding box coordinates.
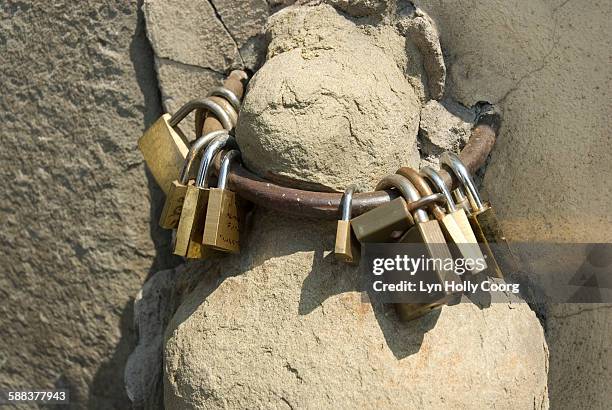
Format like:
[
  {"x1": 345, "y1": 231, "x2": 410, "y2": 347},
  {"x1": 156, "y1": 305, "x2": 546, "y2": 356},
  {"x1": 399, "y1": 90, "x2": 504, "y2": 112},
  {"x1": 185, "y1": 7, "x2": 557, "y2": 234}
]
[
  {"x1": 236, "y1": 4, "x2": 422, "y2": 191},
  {"x1": 0, "y1": 1, "x2": 171, "y2": 408},
  {"x1": 143, "y1": 0, "x2": 242, "y2": 71},
  {"x1": 125, "y1": 268, "x2": 176, "y2": 409},
  {"x1": 163, "y1": 211, "x2": 549, "y2": 409},
  {"x1": 416, "y1": 0, "x2": 612, "y2": 406},
  {"x1": 418, "y1": 99, "x2": 474, "y2": 158}
]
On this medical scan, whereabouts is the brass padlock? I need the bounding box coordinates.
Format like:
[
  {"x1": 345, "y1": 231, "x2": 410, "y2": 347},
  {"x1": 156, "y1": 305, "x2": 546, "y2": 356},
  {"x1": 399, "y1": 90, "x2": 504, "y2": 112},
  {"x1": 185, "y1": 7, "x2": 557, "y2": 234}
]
[
  {"x1": 419, "y1": 166, "x2": 487, "y2": 274},
  {"x1": 334, "y1": 185, "x2": 360, "y2": 264},
  {"x1": 351, "y1": 197, "x2": 414, "y2": 243},
  {"x1": 174, "y1": 133, "x2": 233, "y2": 258},
  {"x1": 138, "y1": 98, "x2": 233, "y2": 195},
  {"x1": 201, "y1": 149, "x2": 242, "y2": 253},
  {"x1": 396, "y1": 167, "x2": 481, "y2": 262},
  {"x1": 376, "y1": 174, "x2": 462, "y2": 321},
  {"x1": 159, "y1": 129, "x2": 228, "y2": 229},
  {"x1": 440, "y1": 152, "x2": 520, "y2": 278}
]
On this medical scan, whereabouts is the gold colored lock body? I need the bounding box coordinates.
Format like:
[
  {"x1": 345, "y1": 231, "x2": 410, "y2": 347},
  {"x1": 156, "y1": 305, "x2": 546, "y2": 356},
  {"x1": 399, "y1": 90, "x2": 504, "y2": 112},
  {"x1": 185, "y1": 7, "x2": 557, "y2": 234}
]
[
  {"x1": 335, "y1": 220, "x2": 360, "y2": 263},
  {"x1": 158, "y1": 130, "x2": 229, "y2": 230},
  {"x1": 159, "y1": 181, "x2": 190, "y2": 229},
  {"x1": 334, "y1": 185, "x2": 360, "y2": 263},
  {"x1": 201, "y1": 149, "x2": 243, "y2": 254},
  {"x1": 350, "y1": 197, "x2": 415, "y2": 243},
  {"x1": 440, "y1": 152, "x2": 520, "y2": 279},
  {"x1": 138, "y1": 113, "x2": 189, "y2": 195},
  {"x1": 376, "y1": 175, "x2": 461, "y2": 322},
  {"x1": 174, "y1": 185, "x2": 210, "y2": 257},
  {"x1": 466, "y1": 203, "x2": 521, "y2": 279},
  {"x1": 202, "y1": 188, "x2": 240, "y2": 253},
  {"x1": 397, "y1": 220, "x2": 462, "y2": 321},
  {"x1": 173, "y1": 133, "x2": 234, "y2": 258}
]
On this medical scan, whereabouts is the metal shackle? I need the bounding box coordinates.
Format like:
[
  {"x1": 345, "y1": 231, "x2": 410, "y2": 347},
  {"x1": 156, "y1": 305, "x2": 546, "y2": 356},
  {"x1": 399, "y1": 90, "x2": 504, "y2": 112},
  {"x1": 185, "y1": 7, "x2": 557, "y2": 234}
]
[
  {"x1": 440, "y1": 151, "x2": 485, "y2": 212},
  {"x1": 169, "y1": 98, "x2": 233, "y2": 131},
  {"x1": 340, "y1": 185, "x2": 357, "y2": 222},
  {"x1": 217, "y1": 150, "x2": 241, "y2": 190},
  {"x1": 208, "y1": 86, "x2": 241, "y2": 112},
  {"x1": 195, "y1": 134, "x2": 236, "y2": 188},
  {"x1": 376, "y1": 174, "x2": 429, "y2": 223},
  {"x1": 178, "y1": 130, "x2": 228, "y2": 185},
  {"x1": 420, "y1": 166, "x2": 458, "y2": 213}
]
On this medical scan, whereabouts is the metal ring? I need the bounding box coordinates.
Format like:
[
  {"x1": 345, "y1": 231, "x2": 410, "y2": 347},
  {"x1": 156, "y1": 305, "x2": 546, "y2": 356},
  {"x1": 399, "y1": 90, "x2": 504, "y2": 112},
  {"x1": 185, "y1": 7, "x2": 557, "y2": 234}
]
[
  {"x1": 178, "y1": 130, "x2": 228, "y2": 184},
  {"x1": 340, "y1": 185, "x2": 357, "y2": 221},
  {"x1": 218, "y1": 150, "x2": 241, "y2": 190},
  {"x1": 196, "y1": 135, "x2": 236, "y2": 188},
  {"x1": 440, "y1": 151, "x2": 485, "y2": 212},
  {"x1": 420, "y1": 166, "x2": 457, "y2": 213},
  {"x1": 376, "y1": 174, "x2": 429, "y2": 223},
  {"x1": 169, "y1": 98, "x2": 233, "y2": 131},
  {"x1": 202, "y1": 103, "x2": 500, "y2": 219},
  {"x1": 209, "y1": 86, "x2": 241, "y2": 112}
]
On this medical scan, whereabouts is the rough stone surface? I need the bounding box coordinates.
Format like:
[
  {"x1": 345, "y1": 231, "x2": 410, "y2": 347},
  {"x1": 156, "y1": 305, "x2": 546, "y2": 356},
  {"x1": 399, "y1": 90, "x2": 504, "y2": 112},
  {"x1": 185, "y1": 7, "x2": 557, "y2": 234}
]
[
  {"x1": 0, "y1": 1, "x2": 174, "y2": 408},
  {"x1": 125, "y1": 268, "x2": 175, "y2": 409},
  {"x1": 418, "y1": 99, "x2": 474, "y2": 159},
  {"x1": 163, "y1": 211, "x2": 549, "y2": 409},
  {"x1": 414, "y1": 1, "x2": 612, "y2": 407},
  {"x1": 236, "y1": 4, "x2": 422, "y2": 191}
]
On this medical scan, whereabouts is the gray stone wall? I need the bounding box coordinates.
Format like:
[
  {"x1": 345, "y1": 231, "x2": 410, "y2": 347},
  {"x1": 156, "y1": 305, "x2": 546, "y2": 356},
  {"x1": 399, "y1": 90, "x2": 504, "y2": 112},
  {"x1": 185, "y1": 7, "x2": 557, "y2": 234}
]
[{"x1": 0, "y1": 1, "x2": 172, "y2": 408}]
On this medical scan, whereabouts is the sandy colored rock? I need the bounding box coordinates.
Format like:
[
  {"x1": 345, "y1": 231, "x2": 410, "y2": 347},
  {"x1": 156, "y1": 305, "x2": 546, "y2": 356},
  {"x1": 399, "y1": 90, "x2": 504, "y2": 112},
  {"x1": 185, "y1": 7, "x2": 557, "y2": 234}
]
[
  {"x1": 143, "y1": 0, "x2": 242, "y2": 71},
  {"x1": 414, "y1": 0, "x2": 612, "y2": 407},
  {"x1": 418, "y1": 99, "x2": 474, "y2": 158},
  {"x1": 236, "y1": 4, "x2": 422, "y2": 191},
  {"x1": 163, "y1": 211, "x2": 549, "y2": 409}
]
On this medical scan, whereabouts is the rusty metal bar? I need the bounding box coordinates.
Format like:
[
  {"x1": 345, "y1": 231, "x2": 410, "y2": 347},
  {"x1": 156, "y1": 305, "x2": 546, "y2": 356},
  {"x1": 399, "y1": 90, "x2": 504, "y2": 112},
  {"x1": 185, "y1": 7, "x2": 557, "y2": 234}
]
[{"x1": 202, "y1": 74, "x2": 501, "y2": 219}]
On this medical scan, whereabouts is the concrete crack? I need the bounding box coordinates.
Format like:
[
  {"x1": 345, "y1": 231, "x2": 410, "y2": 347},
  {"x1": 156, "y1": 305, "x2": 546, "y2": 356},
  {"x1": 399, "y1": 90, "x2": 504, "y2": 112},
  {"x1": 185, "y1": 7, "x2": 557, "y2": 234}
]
[
  {"x1": 208, "y1": 0, "x2": 245, "y2": 67},
  {"x1": 550, "y1": 304, "x2": 612, "y2": 320},
  {"x1": 497, "y1": 9, "x2": 561, "y2": 105}
]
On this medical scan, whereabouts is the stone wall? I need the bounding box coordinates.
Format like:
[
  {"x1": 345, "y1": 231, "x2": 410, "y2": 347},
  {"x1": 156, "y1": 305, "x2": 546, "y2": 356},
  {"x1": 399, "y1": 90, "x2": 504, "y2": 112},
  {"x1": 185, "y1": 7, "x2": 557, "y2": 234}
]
[{"x1": 0, "y1": 1, "x2": 173, "y2": 408}]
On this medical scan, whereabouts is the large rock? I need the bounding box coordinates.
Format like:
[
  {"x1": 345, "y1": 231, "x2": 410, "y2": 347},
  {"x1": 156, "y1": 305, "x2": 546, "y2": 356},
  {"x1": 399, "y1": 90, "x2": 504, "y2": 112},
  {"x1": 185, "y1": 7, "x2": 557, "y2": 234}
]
[
  {"x1": 236, "y1": 4, "x2": 422, "y2": 191},
  {"x1": 163, "y1": 211, "x2": 549, "y2": 409},
  {"x1": 0, "y1": 1, "x2": 171, "y2": 408},
  {"x1": 156, "y1": 3, "x2": 549, "y2": 408}
]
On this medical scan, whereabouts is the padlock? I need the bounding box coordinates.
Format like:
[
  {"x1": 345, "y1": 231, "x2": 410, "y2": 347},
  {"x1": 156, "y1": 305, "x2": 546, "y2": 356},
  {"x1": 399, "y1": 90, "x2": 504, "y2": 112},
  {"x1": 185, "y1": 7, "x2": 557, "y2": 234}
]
[
  {"x1": 159, "y1": 129, "x2": 228, "y2": 229},
  {"x1": 174, "y1": 132, "x2": 234, "y2": 258},
  {"x1": 440, "y1": 152, "x2": 520, "y2": 278},
  {"x1": 350, "y1": 196, "x2": 415, "y2": 243},
  {"x1": 419, "y1": 166, "x2": 487, "y2": 274},
  {"x1": 138, "y1": 98, "x2": 233, "y2": 195},
  {"x1": 334, "y1": 185, "x2": 360, "y2": 264},
  {"x1": 396, "y1": 167, "x2": 484, "y2": 266},
  {"x1": 351, "y1": 190, "x2": 446, "y2": 243},
  {"x1": 376, "y1": 174, "x2": 462, "y2": 321},
  {"x1": 201, "y1": 149, "x2": 242, "y2": 253}
]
